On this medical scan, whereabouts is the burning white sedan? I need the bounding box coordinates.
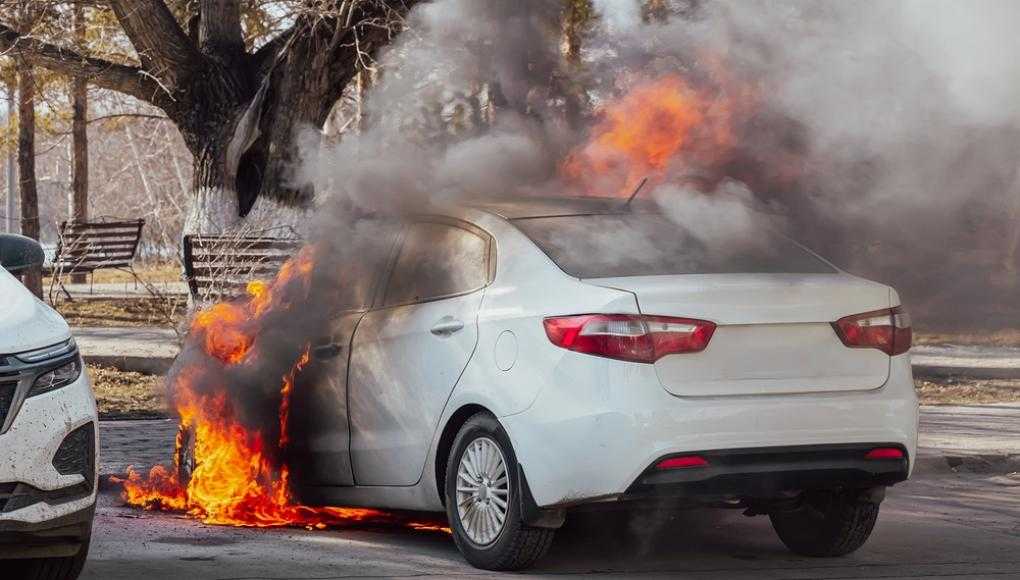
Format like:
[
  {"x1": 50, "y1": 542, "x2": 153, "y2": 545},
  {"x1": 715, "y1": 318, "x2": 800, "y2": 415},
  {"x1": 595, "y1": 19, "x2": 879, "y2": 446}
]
[
  {"x1": 271, "y1": 196, "x2": 915, "y2": 570},
  {"x1": 161, "y1": 196, "x2": 918, "y2": 571}
]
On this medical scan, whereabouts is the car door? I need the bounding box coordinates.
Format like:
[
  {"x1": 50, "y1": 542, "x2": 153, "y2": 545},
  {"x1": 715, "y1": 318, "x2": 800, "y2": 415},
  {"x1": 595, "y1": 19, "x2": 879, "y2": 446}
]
[
  {"x1": 286, "y1": 222, "x2": 402, "y2": 487},
  {"x1": 348, "y1": 219, "x2": 492, "y2": 486}
]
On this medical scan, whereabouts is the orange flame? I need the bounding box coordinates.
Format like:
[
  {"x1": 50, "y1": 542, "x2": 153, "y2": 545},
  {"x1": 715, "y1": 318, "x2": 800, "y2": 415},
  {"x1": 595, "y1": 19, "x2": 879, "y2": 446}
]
[
  {"x1": 117, "y1": 246, "x2": 448, "y2": 533},
  {"x1": 563, "y1": 73, "x2": 748, "y2": 196}
]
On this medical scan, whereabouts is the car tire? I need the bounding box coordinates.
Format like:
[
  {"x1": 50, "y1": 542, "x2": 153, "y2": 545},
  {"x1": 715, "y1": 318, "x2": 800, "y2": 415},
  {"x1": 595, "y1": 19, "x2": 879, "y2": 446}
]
[
  {"x1": 769, "y1": 488, "x2": 881, "y2": 557},
  {"x1": 444, "y1": 412, "x2": 555, "y2": 571},
  {"x1": 176, "y1": 423, "x2": 197, "y2": 486},
  {"x1": 10, "y1": 536, "x2": 91, "y2": 580}
]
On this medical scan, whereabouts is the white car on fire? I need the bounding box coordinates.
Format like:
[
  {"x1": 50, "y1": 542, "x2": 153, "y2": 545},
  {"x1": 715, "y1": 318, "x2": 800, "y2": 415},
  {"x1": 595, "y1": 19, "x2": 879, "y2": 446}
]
[
  {"x1": 0, "y1": 234, "x2": 98, "y2": 580},
  {"x1": 192, "y1": 197, "x2": 918, "y2": 570}
]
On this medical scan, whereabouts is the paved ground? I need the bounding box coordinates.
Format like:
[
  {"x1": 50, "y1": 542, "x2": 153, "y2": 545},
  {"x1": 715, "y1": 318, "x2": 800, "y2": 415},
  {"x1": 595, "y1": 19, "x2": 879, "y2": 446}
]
[
  {"x1": 75, "y1": 326, "x2": 180, "y2": 374},
  {"x1": 913, "y1": 345, "x2": 1020, "y2": 379},
  {"x1": 84, "y1": 406, "x2": 1020, "y2": 579}
]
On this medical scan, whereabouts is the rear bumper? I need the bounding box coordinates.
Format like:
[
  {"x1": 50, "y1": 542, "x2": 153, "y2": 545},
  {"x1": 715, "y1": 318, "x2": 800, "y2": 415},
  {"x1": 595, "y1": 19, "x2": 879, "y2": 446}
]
[
  {"x1": 625, "y1": 443, "x2": 909, "y2": 501},
  {"x1": 501, "y1": 353, "x2": 918, "y2": 508}
]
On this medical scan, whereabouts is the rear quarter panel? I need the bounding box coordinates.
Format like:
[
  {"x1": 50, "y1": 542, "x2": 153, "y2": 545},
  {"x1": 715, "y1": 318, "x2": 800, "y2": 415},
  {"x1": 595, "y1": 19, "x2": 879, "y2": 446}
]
[{"x1": 445, "y1": 212, "x2": 640, "y2": 419}]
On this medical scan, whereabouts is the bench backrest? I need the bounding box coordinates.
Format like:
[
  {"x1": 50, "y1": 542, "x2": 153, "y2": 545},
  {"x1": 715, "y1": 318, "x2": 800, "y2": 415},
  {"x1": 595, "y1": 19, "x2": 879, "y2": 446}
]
[
  {"x1": 52, "y1": 219, "x2": 145, "y2": 273},
  {"x1": 183, "y1": 234, "x2": 303, "y2": 301}
]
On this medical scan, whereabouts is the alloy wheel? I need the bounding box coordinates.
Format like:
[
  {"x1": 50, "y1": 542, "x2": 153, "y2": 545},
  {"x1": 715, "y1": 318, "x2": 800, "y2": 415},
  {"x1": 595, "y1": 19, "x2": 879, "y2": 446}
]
[{"x1": 455, "y1": 436, "x2": 510, "y2": 546}]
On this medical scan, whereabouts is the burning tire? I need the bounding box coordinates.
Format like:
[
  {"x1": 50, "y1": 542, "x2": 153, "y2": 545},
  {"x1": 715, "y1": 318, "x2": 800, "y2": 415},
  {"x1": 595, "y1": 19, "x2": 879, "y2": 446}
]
[
  {"x1": 444, "y1": 412, "x2": 555, "y2": 571},
  {"x1": 176, "y1": 424, "x2": 198, "y2": 486},
  {"x1": 769, "y1": 489, "x2": 881, "y2": 557}
]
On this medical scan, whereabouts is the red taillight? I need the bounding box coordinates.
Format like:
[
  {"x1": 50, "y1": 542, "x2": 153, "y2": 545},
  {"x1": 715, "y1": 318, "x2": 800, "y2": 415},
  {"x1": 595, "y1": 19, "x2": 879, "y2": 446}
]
[
  {"x1": 656, "y1": 455, "x2": 709, "y2": 470},
  {"x1": 831, "y1": 306, "x2": 911, "y2": 356},
  {"x1": 543, "y1": 314, "x2": 716, "y2": 363},
  {"x1": 865, "y1": 447, "x2": 905, "y2": 460}
]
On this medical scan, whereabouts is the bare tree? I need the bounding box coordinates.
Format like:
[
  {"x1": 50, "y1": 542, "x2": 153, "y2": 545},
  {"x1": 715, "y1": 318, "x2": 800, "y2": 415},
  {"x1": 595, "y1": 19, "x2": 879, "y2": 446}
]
[
  {"x1": 0, "y1": 0, "x2": 421, "y2": 236},
  {"x1": 15, "y1": 0, "x2": 41, "y2": 296},
  {"x1": 69, "y1": 0, "x2": 87, "y2": 283}
]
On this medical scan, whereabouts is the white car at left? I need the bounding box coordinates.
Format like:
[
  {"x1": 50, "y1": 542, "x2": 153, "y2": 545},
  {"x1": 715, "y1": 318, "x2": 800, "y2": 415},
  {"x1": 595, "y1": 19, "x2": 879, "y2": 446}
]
[{"x1": 0, "y1": 234, "x2": 98, "y2": 580}]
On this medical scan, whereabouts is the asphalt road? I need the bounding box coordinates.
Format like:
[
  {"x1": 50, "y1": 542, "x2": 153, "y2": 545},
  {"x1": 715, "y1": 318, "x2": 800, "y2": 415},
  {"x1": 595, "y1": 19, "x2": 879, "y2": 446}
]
[{"x1": 80, "y1": 408, "x2": 1020, "y2": 580}]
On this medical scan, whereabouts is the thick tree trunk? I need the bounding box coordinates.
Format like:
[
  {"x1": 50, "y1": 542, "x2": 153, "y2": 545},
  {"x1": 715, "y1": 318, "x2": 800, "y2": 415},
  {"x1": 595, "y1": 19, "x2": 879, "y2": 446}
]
[
  {"x1": 17, "y1": 60, "x2": 41, "y2": 297},
  {"x1": 70, "y1": 1, "x2": 88, "y2": 283},
  {"x1": 184, "y1": 141, "x2": 240, "y2": 235}
]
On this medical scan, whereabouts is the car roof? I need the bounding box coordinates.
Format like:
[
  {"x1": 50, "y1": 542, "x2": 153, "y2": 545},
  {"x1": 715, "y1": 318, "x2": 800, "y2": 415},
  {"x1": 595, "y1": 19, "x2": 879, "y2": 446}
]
[{"x1": 467, "y1": 196, "x2": 657, "y2": 219}]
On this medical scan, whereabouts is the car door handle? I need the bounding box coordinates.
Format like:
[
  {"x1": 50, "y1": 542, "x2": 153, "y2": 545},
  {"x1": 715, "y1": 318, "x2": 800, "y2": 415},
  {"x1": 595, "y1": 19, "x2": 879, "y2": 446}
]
[
  {"x1": 430, "y1": 317, "x2": 465, "y2": 337},
  {"x1": 312, "y1": 342, "x2": 344, "y2": 360}
]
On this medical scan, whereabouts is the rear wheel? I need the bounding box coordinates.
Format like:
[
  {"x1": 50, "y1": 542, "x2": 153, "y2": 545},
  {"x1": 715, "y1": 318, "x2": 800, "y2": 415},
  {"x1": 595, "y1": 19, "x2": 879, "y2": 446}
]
[
  {"x1": 10, "y1": 535, "x2": 90, "y2": 580},
  {"x1": 769, "y1": 489, "x2": 881, "y2": 557},
  {"x1": 444, "y1": 412, "x2": 555, "y2": 571}
]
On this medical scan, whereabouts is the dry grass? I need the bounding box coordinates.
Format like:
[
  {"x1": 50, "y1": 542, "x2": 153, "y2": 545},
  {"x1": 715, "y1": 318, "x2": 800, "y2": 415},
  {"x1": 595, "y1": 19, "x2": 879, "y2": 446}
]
[
  {"x1": 88, "y1": 365, "x2": 167, "y2": 419},
  {"x1": 914, "y1": 329, "x2": 1020, "y2": 348},
  {"x1": 916, "y1": 377, "x2": 1020, "y2": 406},
  {"x1": 43, "y1": 262, "x2": 182, "y2": 286},
  {"x1": 55, "y1": 298, "x2": 186, "y2": 328}
]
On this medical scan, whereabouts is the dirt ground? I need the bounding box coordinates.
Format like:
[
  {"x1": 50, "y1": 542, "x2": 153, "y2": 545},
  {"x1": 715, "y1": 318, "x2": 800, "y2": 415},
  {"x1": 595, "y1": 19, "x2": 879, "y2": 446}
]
[
  {"x1": 44, "y1": 262, "x2": 182, "y2": 286},
  {"x1": 56, "y1": 298, "x2": 186, "y2": 328},
  {"x1": 915, "y1": 377, "x2": 1020, "y2": 406},
  {"x1": 88, "y1": 365, "x2": 167, "y2": 419}
]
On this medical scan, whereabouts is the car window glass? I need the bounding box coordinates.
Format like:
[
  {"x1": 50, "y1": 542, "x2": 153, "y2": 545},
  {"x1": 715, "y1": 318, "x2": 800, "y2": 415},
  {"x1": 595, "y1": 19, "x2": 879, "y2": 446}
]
[
  {"x1": 383, "y1": 222, "x2": 488, "y2": 306},
  {"x1": 513, "y1": 214, "x2": 835, "y2": 277},
  {"x1": 328, "y1": 218, "x2": 402, "y2": 312}
]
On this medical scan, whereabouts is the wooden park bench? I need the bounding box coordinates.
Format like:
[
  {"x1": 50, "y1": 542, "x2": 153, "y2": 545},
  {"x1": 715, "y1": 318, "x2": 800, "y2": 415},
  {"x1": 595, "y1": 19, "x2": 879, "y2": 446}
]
[
  {"x1": 45, "y1": 218, "x2": 145, "y2": 299},
  {"x1": 183, "y1": 233, "x2": 303, "y2": 303}
]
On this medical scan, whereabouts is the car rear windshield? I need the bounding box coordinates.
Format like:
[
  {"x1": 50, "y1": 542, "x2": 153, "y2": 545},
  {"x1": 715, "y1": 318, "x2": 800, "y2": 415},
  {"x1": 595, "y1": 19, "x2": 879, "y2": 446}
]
[{"x1": 512, "y1": 213, "x2": 836, "y2": 278}]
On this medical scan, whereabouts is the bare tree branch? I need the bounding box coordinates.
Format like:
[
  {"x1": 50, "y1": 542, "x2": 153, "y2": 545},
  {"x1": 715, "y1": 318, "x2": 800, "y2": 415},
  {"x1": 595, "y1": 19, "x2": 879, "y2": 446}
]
[
  {"x1": 0, "y1": 21, "x2": 162, "y2": 104},
  {"x1": 108, "y1": 0, "x2": 200, "y2": 88}
]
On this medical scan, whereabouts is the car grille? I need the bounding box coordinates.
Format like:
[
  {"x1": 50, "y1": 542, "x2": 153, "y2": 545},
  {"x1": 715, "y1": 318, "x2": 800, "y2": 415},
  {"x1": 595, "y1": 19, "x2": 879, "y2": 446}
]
[
  {"x1": 0, "y1": 482, "x2": 15, "y2": 512},
  {"x1": 0, "y1": 378, "x2": 16, "y2": 432},
  {"x1": 53, "y1": 422, "x2": 96, "y2": 492}
]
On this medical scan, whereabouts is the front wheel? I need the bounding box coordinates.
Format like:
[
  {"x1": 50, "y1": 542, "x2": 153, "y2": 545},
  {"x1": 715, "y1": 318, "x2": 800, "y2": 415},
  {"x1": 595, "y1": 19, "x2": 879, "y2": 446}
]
[
  {"x1": 175, "y1": 423, "x2": 197, "y2": 486},
  {"x1": 444, "y1": 412, "x2": 555, "y2": 571},
  {"x1": 10, "y1": 535, "x2": 91, "y2": 580},
  {"x1": 770, "y1": 488, "x2": 882, "y2": 557}
]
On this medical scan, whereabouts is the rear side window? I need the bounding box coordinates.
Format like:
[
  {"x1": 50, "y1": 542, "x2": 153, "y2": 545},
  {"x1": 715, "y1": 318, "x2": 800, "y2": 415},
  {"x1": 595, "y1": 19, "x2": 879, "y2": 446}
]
[
  {"x1": 383, "y1": 222, "x2": 489, "y2": 306},
  {"x1": 513, "y1": 214, "x2": 835, "y2": 278}
]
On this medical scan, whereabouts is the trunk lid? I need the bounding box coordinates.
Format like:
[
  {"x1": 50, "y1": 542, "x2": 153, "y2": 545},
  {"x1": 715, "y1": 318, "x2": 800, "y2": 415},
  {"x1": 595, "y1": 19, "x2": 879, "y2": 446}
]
[{"x1": 586, "y1": 274, "x2": 893, "y2": 396}]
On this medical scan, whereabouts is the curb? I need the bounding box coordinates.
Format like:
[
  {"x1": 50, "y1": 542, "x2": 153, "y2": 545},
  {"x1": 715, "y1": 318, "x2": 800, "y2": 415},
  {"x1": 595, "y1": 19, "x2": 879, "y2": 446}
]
[
  {"x1": 914, "y1": 450, "x2": 1020, "y2": 476},
  {"x1": 913, "y1": 364, "x2": 1020, "y2": 380}
]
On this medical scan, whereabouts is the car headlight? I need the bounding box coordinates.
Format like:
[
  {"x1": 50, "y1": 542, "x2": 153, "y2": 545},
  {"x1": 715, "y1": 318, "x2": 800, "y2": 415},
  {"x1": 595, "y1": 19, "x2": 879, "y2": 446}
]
[
  {"x1": 29, "y1": 358, "x2": 83, "y2": 397},
  {"x1": 16, "y1": 338, "x2": 77, "y2": 363}
]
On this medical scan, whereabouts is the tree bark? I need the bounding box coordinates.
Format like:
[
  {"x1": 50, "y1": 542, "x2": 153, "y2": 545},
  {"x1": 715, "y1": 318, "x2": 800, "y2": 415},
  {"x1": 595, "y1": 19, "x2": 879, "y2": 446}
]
[
  {"x1": 70, "y1": 1, "x2": 88, "y2": 283},
  {"x1": 17, "y1": 60, "x2": 41, "y2": 297},
  {"x1": 1, "y1": 0, "x2": 421, "y2": 240}
]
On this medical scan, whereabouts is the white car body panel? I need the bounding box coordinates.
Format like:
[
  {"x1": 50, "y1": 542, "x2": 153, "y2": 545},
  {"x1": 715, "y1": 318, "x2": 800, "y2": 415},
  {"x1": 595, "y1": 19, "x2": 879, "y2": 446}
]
[
  {"x1": 0, "y1": 267, "x2": 98, "y2": 530},
  {"x1": 0, "y1": 373, "x2": 98, "y2": 524},
  {"x1": 588, "y1": 274, "x2": 894, "y2": 396},
  {"x1": 309, "y1": 204, "x2": 919, "y2": 515},
  {"x1": 0, "y1": 269, "x2": 71, "y2": 352},
  {"x1": 349, "y1": 291, "x2": 484, "y2": 486}
]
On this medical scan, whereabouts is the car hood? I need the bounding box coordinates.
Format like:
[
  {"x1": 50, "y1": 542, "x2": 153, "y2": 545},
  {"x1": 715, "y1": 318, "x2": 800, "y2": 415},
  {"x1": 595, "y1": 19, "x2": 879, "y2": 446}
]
[{"x1": 0, "y1": 268, "x2": 71, "y2": 354}]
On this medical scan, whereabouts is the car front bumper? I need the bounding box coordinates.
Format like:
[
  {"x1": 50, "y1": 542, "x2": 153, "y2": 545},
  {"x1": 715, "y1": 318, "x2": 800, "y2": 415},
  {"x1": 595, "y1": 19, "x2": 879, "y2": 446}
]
[
  {"x1": 0, "y1": 370, "x2": 98, "y2": 536},
  {"x1": 501, "y1": 354, "x2": 918, "y2": 508}
]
